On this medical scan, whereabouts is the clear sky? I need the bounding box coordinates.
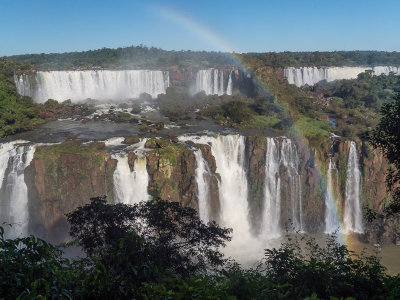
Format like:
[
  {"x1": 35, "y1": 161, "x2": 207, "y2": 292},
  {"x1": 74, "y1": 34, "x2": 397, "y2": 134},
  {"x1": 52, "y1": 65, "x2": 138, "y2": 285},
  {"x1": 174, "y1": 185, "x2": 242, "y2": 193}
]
[{"x1": 1, "y1": 0, "x2": 399, "y2": 56}]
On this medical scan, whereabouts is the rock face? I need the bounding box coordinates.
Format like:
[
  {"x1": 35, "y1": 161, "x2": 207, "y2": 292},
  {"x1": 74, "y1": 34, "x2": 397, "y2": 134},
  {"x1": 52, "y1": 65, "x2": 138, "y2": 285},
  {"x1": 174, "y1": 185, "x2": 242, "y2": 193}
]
[
  {"x1": 298, "y1": 140, "x2": 326, "y2": 233},
  {"x1": 18, "y1": 134, "x2": 395, "y2": 244},
  {"x1": 197, "y1": 143, "x2": 220, "y2": 222},
  {"x1": 24, "y1": 140, "x2": 116, "y2": 242},
  {"x1": 145, "y1": 138, "x2": 198, "y2": 208},
  {"x1": 245, "y1": 136, "x2": 267, "y2": 233}
]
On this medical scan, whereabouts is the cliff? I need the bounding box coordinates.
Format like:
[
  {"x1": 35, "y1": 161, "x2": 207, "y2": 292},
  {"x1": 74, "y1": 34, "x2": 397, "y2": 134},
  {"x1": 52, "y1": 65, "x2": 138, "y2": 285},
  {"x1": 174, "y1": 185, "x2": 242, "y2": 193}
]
[
  {"x1": 24, "y1": 140, "x2": 116, "y2": 242},
  {"x1": 145, "y1": 138, "x2": 198, "y2": 208}
]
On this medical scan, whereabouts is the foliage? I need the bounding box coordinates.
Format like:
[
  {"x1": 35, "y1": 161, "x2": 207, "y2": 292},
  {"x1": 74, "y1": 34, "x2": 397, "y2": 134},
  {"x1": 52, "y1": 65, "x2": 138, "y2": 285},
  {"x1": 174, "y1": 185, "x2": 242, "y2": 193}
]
[
  {"x1": 238, "y1": 51, "x2": 400, "y2": 68},
  {"x1": 0, "y1": 58, "x2": 44, "y2": 137},
  {"x1": 8, "y1": 45, "x2": 234, "y2": 69},
  {"x1": 67, "y1": 197, "x2": 232, "y2": 274},
  {"x1": 370, "y1": 93, "x2": 400, "y2": 215},
  {"x1": 2, "y1": 198, "x2": 400, "y2": 299},
  {"x1": 0, "y1": 226, "x2": 73, "y2": 299}
]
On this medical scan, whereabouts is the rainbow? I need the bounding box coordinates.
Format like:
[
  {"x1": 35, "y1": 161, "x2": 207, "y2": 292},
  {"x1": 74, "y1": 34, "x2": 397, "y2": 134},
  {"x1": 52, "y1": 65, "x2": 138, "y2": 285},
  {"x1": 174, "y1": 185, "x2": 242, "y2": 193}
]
[{"x1": 151, "y1": 5, "x2": 357, "y2": 246}]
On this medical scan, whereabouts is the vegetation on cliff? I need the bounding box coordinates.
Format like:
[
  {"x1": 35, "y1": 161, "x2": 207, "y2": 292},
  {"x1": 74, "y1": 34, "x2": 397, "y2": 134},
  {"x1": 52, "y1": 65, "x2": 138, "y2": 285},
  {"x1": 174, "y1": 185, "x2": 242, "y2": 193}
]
[
  {"x1": 370, "y1": 93, "x2": 400, "y2": 215},
  {"x1": 1, "y1": 199, "x2": 400, "y2": 299},
  {"x1": 0, "y1": 58, "x2": 43, "y2": 137}
]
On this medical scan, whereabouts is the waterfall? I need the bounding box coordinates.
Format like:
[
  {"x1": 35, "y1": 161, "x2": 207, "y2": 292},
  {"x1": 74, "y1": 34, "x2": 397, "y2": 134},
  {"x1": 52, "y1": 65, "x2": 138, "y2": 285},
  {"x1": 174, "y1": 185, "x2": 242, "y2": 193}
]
[
  {"x1": 343, "y1": 142, "x2": 363, "y2": 233},
  {"x1": 325, "y1": 156, "x2": 340, "y2": 234},
  {"x1": 194, "y1": 69, "x2": 232, "y2": 95},
  {"x1": 14, "y1": 70, "x2": 169, "y2": 103},
  {"x1": 194, "y1": 149, "x2": 212, "y2": 223},
  {"x1": 227, "y1": 71, "x2": 233, "y2": 95},
  {"x1": 280, "y1": 138, "x2": 303, "y2": 232},
  {"x1": 372, "y1": 66, "x2": 400, "y2": 76},
  {"x1": 113, "y1": 141, "x2": 150, "y2": 205},
  {"x1": 261, "y1": 137, "x2": 281, "y2": 237},
  {"x1": 261, "y1": 138, "x2": 302, "y2": 238},
  {"x1": 284, "y1": 66, "x2": 400, "y2": 87},
  {"x1": 0, "y1": 142, "x2": 36, "y2": 238},
  {"x1": 179, "y1": 134, "x2": 250, "y2": 236}
]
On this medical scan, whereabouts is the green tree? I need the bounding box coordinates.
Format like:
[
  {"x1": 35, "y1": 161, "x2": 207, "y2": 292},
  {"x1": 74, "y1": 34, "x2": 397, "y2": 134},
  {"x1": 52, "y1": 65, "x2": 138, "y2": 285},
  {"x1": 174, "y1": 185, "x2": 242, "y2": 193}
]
[
  {"x1": 370, "y1": 93, "x2": 400, "y2": 214},
  {"x1": 67, "y1": 197, "x2": 232, "y2": 274}
]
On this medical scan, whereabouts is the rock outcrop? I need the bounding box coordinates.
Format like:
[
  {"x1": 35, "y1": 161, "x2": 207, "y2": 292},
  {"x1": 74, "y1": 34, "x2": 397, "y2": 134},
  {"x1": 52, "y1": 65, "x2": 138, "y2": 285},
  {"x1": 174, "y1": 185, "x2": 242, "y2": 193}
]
[
  {"x1": 145, "y1": 138, "x2": 198, "y2": 208},
  {"x1": 245, "y1": 136, "x2": 267, "y2": 233},
  {"x1": 25, "y1": 140, "x2": 116, "y2": 242}
]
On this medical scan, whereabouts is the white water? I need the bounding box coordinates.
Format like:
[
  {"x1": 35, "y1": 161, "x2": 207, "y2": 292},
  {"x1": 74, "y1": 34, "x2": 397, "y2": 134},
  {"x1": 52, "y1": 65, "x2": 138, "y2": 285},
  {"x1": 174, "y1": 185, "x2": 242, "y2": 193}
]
[
  {"x1": 261, "y1": 138, "x2": 302, "y2": 238},
  {"x1": 0, "y1": 141, "x2": 19, "y2": 188},
  {"x1": 0, "y1": 143, "x2": 36, "y2": 238},
  {"x1": 113, "y1": 140, "x2": 150, "y2": 205},
  {"x1": 15, "y1": 70, "x2": 169, "y2": 103},
  {"x1": 343, "y1": 142, "x2": 363, "y2": 233},
  {"x1": 261, "y1": 137, "x2": 281, "y2": 237},
  {"x1": 226, "y1": 71, "x2": 233, "y2": 95},
  {"x1": 194, "y1": 149, "x2": 212, "y2": 223},
  {"x1": 325, "y1": 156, "x2": 340, "y2": 233},
  {"x1": 285, "y1": 66, "x2": 400, "y2": 87},
  {"x1": 280, "y1": 139, "x2": 303, "y2": 232},
  {"x1": 179, "y1": 135, "x2": 250, "y2": 235},
  {"x1": 194, "y1": 69, "x2": 233, "y2": 95}
]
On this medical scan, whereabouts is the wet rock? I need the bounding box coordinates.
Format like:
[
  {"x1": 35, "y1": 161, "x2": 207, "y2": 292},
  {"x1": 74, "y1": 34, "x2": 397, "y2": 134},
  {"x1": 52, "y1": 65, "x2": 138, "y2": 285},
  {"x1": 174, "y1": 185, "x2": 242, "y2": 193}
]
[{"x1": 123, "y1": 136, "x2": 140, "y2": 145}]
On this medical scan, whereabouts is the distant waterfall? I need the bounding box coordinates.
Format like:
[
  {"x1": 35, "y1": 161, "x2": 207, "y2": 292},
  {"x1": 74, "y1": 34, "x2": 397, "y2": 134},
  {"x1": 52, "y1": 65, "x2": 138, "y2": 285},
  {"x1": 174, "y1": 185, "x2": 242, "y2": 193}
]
[
  {"x1": 325, "y1": 156, "x2": 340, "y2": 233},
  {"x1": 194, "y1": 149, "x2": 212, "y2": 222},
  {"x1": 15, "y1": 70, "x2": 169, "y2": 103},
  {"x1": 194, "y1": 69, "x2": 233, "y2": 95},
  {"x1": 0, "y1": 142, "x2": 36, "y2": 238},
  {"x1": 343, "y1": 142, "x2": 363, "y2": 233},
  {"x1": 261, "y1": 138, "x2": 281, "y2": 237},
  {"x1": 113, "y1": 141, "x2": 150, "y2": 205},
  {"x1": 226, "y1": 71, "x2": 233, "y2": 95},
  {"x1": 284, "y1": 66, "x2": 400, "y2": 87}
]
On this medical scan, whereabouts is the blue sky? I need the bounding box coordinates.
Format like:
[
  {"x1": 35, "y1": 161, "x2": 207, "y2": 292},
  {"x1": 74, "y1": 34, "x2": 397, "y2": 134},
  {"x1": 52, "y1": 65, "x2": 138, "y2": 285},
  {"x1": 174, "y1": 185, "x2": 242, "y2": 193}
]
[{"x1": 1, "y1": 0, "x2": 399, "y2": 56}]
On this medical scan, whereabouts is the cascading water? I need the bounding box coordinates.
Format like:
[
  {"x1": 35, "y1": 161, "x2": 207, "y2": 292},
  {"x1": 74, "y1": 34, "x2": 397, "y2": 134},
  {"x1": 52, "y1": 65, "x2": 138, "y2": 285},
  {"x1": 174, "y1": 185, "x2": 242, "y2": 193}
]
[
  {"x1": 280, "y1": 138, "x2": 303, "y2": 232},
  {"x1": 194, "y1": 149, "x2": 212, "y2": 223},
  {"x1": 179, "y1": 135, "x2": 250, "y2": 237},
  {"x1": 284, "y1": 66, "x2": 400, "y2": 87},
  {"x1": 261, "y1": 137, "x2": 281, "y2": 237},
  {"x1": 15, "y1": 70, "x2": 169, "y2": 102},
  {"x1": 226, "y1": 71, "x2": 233, "y2": 95},
  {"x1": 325, "y1": 143, "x2": 340, "y2": 233},
  {"x1": 0, "y1": 142, "x2": 36, "y2": 238},
  {"x1": 194, "y1": 69, "x2": 233, "y2": 95},
  {"x1": 113, "y1": 140, "x2": 150, "y2": 205},
  {"x1": 261, "y1": 138, "x2": 303, "y2": 238},
  {"x1": 343, "y1": 142, "x2": 363, "y2": 233}
]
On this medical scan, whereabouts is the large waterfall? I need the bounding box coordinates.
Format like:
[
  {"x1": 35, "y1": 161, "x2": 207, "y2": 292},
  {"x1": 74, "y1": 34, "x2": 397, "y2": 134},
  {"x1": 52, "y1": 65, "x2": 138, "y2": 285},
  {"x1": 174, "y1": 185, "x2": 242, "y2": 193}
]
[
  {"x1": 261, "y1": 138, "x2": 281, "y2": 237},
  {"x1": 343, "y1": 142, "x2": 363, "y2": 233},
  {"x1": 0, "y1": 141, "x2": 36, "y2": 238},
  {"x1": 14, "y1": 70, "x2": 169, "y2": 103},
  {"x1": 284, "y1": 66, "x2": 400, "y2": 87},
  {"x1": 113, "y1": 140, "x2": 150, "y2": 205},
  {"x1": 280, "y1": 139, "x2": 303, "y2": 232},
  {"x1": 194, "y1": 149, "x2": 212, "y2": 223},
  {"x1": 261, "y1": 138, "x2": 302, "y2": 238},
  {"x1": 179, "y1": 135, "x2": 250, "y2": 236},
  {"x1": 194, "y1": 69, "x2": 233, "y2": 96}
]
